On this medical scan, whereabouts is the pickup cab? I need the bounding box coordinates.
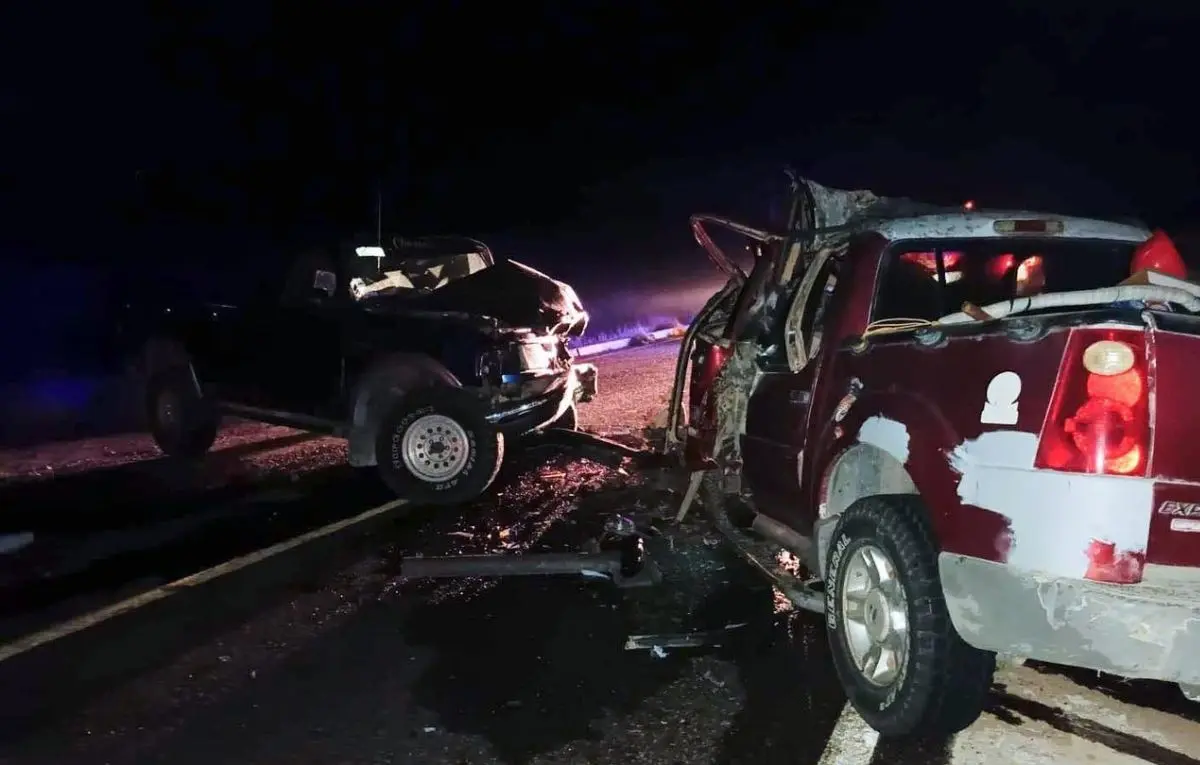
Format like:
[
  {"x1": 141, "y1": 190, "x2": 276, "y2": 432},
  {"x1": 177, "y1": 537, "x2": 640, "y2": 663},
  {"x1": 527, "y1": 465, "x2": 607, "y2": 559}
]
[
  {"x1": 674, "y1": 178, "x2": 1200, "y2": 736},
  {"x1": 133, "y1": 235, "x2": 597, "y2": 504}
]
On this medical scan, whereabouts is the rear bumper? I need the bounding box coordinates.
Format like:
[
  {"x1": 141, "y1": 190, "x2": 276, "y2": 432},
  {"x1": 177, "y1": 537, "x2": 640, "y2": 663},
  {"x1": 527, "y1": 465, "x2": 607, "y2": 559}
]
[{"x1": 940, "y1": 553, "x2": 1200, "y2": 686}]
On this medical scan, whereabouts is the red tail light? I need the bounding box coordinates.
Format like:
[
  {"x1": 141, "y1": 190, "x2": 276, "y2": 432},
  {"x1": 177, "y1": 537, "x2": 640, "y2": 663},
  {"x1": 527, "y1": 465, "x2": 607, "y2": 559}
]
[{"x1": 1035, "y1": 329, "x2": 1149, "y2": 477}]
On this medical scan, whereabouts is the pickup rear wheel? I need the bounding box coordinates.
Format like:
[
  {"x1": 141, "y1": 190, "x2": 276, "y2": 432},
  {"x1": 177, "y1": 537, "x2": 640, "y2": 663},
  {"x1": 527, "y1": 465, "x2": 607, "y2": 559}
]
[
  {"x1": 375, "y1": 387, "x2": 504, "y2": 505},
  {"x1": 825, "y1": 495, "x2": 996, "y2": 737},
  {"x1": 145, "y1": 368, "x2": 220, "y2": 458}
]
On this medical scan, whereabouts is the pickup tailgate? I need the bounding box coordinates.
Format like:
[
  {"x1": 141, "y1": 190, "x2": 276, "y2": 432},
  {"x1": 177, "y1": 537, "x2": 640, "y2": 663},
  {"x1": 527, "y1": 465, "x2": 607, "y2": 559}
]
[{"x1": 1147, "y1": 314, "x2": 1200, "y2": 566}]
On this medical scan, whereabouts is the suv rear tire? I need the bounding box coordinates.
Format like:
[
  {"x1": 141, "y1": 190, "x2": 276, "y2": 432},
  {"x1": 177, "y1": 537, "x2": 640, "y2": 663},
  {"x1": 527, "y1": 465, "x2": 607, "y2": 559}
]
[
  {"x1": 375, "y1": 386, "x2": 504, "y2": 505},
  {"x1": 825, "y1": 494, "x2": 995, "y2": 737},
  {"x1": 145, "y1": 368, "x2": 220, "y2": 458}
]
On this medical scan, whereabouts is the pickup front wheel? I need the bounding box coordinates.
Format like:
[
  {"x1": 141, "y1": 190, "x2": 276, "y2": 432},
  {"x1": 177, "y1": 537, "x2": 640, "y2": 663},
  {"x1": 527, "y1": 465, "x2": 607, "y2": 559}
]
[
  {"x1": 375, "y1": 387, "x2": 504, "y2": 505},
  {"x1": 145, "y1": 368, "x2": 220, "y2": 458},
  {"x1": 825, "y1": 495, "x2": 996, "y2": 737}
]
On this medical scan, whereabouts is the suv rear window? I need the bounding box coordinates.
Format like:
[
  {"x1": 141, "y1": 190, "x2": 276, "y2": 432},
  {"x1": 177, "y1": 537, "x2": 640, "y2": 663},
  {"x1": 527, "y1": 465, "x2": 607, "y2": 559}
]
[{"x1": 872, "y1": 237, "x2": 1139, "y2": 322}]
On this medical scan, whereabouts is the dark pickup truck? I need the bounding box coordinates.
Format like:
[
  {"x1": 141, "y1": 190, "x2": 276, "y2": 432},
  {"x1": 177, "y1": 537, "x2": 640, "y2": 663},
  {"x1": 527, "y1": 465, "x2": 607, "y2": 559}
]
[{"x1": 131, "y1": 235, "x2": 597, "y2": 504}]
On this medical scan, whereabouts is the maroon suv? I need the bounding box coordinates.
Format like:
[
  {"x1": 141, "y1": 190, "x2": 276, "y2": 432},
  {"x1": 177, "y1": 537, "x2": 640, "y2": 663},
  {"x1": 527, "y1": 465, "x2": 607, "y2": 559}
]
[{"x1": 672, "y1": 178, "x2": 1200, "y2": 735}]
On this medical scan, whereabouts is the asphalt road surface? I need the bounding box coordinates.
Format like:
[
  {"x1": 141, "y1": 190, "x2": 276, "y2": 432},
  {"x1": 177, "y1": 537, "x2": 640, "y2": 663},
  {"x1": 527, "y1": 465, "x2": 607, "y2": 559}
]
[{"x1": 0, "y1": 341, "x2": 1197, "y2": 765}]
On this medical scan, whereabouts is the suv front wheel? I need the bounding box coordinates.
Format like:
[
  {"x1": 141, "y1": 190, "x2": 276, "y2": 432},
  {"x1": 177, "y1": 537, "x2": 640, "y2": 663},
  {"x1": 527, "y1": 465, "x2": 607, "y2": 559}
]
[
  {"x1": 374, "y1": 386, "x2": 504, "y2": 505},
  {"x1": 825, "y1": 494, "x2": 995, "y2": 737}
]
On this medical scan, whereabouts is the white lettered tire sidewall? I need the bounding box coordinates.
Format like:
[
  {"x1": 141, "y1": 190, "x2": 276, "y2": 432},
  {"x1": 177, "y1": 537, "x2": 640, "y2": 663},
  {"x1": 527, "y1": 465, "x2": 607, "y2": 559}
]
[
  {"x1": 826, "y1": 523, "x2": 913, "y2": 721},
  {"x1": 823, "y1": 495, "x2": 995, "y2": 737},
  {"x1": 375, "y1": 387, "x2": 503, "y2": 506}
]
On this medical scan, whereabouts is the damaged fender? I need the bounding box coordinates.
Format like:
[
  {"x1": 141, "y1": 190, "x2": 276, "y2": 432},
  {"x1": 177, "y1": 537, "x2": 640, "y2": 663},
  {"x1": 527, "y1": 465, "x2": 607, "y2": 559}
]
[
  {"x1": 347, "y1": 353, "x2": 461, "y2": 467},
  {"x1": 812, "y1": 399, "x2": 974, "y2": 572}
]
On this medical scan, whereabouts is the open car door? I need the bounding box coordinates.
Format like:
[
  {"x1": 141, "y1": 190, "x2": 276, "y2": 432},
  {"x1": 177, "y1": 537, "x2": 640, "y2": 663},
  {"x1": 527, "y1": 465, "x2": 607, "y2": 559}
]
[{"x1": 672, "y1": 176, "x2": 892, "y2": 472}]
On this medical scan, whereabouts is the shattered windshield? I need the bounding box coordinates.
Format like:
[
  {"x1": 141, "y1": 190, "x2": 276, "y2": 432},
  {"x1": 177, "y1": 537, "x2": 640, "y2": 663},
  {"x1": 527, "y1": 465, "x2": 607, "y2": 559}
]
[
  {"x1": 349, "y1": 250, "x2": 492, "y2": 300},
  {"x1": 873, "y1": 237, "x2": 1139, "y2": 322}
]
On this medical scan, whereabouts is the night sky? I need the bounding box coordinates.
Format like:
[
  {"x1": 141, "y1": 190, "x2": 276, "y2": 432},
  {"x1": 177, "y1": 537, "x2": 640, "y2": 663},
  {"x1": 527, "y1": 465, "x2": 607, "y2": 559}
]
[{"x1": 4, "y1": 2, "x2": 1199, "y2": 300}]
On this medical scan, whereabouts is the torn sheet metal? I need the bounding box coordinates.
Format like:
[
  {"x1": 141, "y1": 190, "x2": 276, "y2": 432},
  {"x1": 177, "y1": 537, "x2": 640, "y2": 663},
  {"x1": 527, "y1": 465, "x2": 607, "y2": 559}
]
[
  {"x1": 711, "y1": 340, "x2": 759, "y2": 464},
  {"x1": 803, "y1": 178, "x2": 883, "y2": 231},
  {"x1": 783, "y1": 243, "x2": 845, "y2": 370}
]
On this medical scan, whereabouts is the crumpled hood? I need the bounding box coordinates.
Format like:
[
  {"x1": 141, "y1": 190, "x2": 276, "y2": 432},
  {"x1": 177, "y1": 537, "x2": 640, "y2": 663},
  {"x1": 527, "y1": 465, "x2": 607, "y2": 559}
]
[{"x1": 386, "y1": 259, "x2": 588, "y2": 336}]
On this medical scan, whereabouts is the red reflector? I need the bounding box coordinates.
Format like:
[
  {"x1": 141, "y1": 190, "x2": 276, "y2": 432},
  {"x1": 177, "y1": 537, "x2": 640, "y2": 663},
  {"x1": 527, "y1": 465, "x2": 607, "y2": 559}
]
[
  {"x1": 1084, "y1": 539, "x2": 1145, "y2": 584},
  {"x1": 1034, "y1": 329, "x2": 1149, "y2": 477}
]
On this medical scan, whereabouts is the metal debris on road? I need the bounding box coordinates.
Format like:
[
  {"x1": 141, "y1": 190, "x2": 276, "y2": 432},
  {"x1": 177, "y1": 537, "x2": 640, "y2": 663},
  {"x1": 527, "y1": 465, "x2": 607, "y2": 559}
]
[
  {"x1": 623, "y1": 623, "x2": 748, "y2": 652},
  {"x1": 603, "y1": 514, "x2": 637, "y2": 536}
]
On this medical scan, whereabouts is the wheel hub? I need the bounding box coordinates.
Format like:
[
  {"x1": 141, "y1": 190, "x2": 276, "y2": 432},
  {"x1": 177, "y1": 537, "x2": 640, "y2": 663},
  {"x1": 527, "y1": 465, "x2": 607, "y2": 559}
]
[
  {"x1": 840, "y1": 543, "x2": 910, "y2": 688},
  {"x1": 863, "y1": 589, "x2": 891, "y2": 641},
  {"x1": 157, "y1": 391, "x2": 179, "y2": 428},
  {"x1": 401, "y1": 414, "x2": 470, "y2": 482}
]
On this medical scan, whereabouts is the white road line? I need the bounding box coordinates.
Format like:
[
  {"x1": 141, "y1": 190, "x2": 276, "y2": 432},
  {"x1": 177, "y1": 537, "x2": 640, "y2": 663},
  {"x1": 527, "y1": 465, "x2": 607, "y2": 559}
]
[
  {"x1": 817, "y1": 702, "x2": 880, "y2": 765},
  {"x1": 0, "y1": 497, "x2": 409, "y2": 664}
]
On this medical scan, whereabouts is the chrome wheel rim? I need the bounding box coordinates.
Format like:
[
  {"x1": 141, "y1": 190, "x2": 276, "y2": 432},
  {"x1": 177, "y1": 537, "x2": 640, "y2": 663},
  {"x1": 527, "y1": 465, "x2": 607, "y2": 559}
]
[
  {"x1": 401, "y1": 414, "x2": 470, "y2": 482},
  {"x1": 840, "y1": 543, "x2": 910, "y2": 687}
]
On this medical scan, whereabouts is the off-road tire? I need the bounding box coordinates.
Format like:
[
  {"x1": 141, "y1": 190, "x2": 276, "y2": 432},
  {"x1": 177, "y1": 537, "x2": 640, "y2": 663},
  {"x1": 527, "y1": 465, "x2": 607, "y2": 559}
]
[
  {"x1": 825, "y1": 494, "x2": 996, "y2": 737},
  {"x1": 375, "y1": 386, "x2": 504, "y2": 505},
  {"x1": 145, "y1": 368, "x2": 220, "y2": 458}
]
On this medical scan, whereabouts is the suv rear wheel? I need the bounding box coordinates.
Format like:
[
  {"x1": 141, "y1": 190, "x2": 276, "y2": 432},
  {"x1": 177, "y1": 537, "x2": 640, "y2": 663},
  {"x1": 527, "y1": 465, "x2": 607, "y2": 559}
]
[
  {"x1": 145, "y1": 368, "x2": 220, "y2": 458},
  {"x1": 825, "y1": 494, "x2": 995, "y2": 737},
  {"x1": 375, "y1": 386, "x2": 504, "y2": 505}
]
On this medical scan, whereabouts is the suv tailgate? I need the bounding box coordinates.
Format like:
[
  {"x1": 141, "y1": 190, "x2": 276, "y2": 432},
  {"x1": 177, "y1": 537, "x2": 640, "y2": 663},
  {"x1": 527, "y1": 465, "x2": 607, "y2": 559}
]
[{"x1": 1147, "y1": 313, "x2": 1200, "y2": 567}]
